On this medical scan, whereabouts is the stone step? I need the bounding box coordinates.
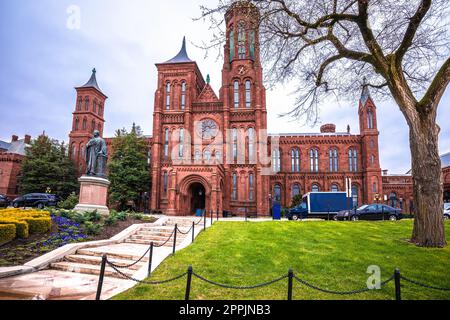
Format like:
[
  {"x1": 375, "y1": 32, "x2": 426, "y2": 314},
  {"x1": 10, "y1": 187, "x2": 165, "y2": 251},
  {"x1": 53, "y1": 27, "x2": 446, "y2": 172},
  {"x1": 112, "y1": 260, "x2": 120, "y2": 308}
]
[
  {"x1": 135, "y1": 230, "x2": 179, "y2": 237},
  {"x1": 76, "y1": 248, "x2": 149, "y2": 262},
  {"x1": 65, "y1": 255, "x2": 145, "y2": 271},
  {"x1": 131, "y1": 233, "x2": 187, "y2": 241},
  {"x1": 50, "y1": 261, "x2": 135, "y2": 279},
  {"x1": 124, "y1": 238, "x2": 184, "y2": 246}
]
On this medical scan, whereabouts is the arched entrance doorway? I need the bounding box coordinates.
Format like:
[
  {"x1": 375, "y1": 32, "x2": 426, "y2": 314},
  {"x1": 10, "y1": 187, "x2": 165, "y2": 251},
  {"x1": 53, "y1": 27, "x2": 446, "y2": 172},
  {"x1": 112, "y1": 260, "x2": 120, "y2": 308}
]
[{"x1": 189, "y1": 183, "x2": 206, "y2": 215}]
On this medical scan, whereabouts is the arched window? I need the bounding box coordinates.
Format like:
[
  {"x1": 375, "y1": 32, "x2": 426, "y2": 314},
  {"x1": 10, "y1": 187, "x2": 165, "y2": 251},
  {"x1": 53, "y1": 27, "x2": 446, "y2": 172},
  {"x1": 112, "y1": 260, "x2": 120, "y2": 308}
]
[
  {"x1": 98, "y1": 104, "x2": 103, "y2": 116},
  {"x1": 71, "y1": 144, "x2": 77, "y2": 159},
  {"x1": 74, "y1": 118, "x2": 79, "y2": 131},
  {"x1": 204, "y1": 149, "x2": 211, "y2": 161},
  {"x1": 232, "y1": 128, "x2": 238, "y2": 162},
  {"x1": 164, "y1": 128, "x2": 169, "y2": 158},
  {"x1": 373, "y1": 182, "x2": 378, "y2": 193},
  {"x1": 234, "y1": 81, "x2": 239, "y2": 108},
  {"x1": 229, "y1": 29, "x2": 235, "y2": 62},
  {"x1": 179, "y1": 129, "x2": 184, "y2": 158},
  {"x1": 329, "y1": 148, "x2": 339, "y2": 172},
  {"x1": 80, "y1": 144, "x2": 85, "y2": 159},
  {"x1": 389, "y1": 192, "x2": 398, "y2": 208},
  {"x1": 238, "y1": 22, "x2": 246, "y2": 59},
  {"x1": 166, "y1": 82, "x2": 171, "y2": 110},
  {"x1": 249, "y1": 30, "x2": 256, "y2": 60},
  {"x1": 194, "y1": 150, "x2": 201, "y2": 162},
  {"x1": 181, "y1": 82, "x2": 186, "y2": 110},
  {"x1": 291, "y1": 148, "x2": 300, "y2": 172},
  {"x1": 310, "y1": 149, "x2": 319, "y2": 172},
  {"x1": 349, "y1": 148, "x2": 358, "y2": 172},
  {"x1": 93, "y1": 99, "x2": 97, "y2": 113},
  {"x1": 371, "y1": 155, "x2": 376, "y2": 165},
  {"x1": 367, "y1": 110, "x2": 374, "y2": 129},
  {"x1": 249, "y1": 173, "x2": 254, "y2": 201},
  {"x1": 82, "y1": 118, "x2": 87, "y2": 130},
  {"x1": 351, "y1": 185, "x2": 359, "y2": 208},
  {"x1": 292, "y1": 184, "x2": 301, "y2": 198},
  {"x1": 232, "y1": 173, "x2": 238, "y2": 200},
  {"x1": 163, "y1": 172, "x2": 168, "y2": 196},
  {"x1": 84, "y1": 97, "x2": 89, "y2": 111},
  {"x1": 98, "y1": 123, "x2": 102, "y2": 132},
  {"x1": 248, "y1": 128, "x2": 255, "y2": 163},
  {"x1": 245, "y1": 80, "x2": 251, "y2": 108},
  {"x1": 274, "y1": 185, "x2": 282, "y2": 202},
  {"x1": 272, "y1": 148, "x2": 281, "y2": 173},
  {"x1": 77, "y1": 98, "x2": 82, "y2": 111},
  {"x1": 91, "y1": 120, "x2": 95, "y2": 131},
  {"x1": 312, "y1": 184, "x2": 320, "y2": 192},
  {"x1": 331, "y1": 184, "x2": 339, "y2": 192}
]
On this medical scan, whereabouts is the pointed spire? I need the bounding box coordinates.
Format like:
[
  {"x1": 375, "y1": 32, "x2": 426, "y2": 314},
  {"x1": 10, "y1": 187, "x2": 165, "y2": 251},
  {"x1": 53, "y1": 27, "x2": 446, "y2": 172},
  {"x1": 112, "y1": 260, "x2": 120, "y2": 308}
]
[
  {"x1": 206, "y1": 74, "x2": 211, "y2": 84},
  {"x1": 164, "y1": 36, "x2": 193, "y2": 63},
  {"x1": 79, "y1": 68, "x2": 103, "y2": 93},
  {"x1": 360, "y1": 77, "x2": 371, "y2": 106}
]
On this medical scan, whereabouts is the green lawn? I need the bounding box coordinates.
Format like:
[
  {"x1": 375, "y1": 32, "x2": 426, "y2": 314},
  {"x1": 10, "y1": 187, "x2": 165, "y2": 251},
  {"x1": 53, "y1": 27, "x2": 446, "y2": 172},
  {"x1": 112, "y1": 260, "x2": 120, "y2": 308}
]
[{"x1": 114, "y1": 220, "x2": 450, "y2": 300}]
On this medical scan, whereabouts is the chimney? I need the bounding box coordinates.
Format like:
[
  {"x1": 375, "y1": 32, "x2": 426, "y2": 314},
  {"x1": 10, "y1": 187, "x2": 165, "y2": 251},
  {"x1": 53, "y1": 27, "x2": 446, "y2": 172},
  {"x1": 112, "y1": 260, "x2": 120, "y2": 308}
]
[
  {"x1": 11, "y1": 135, "x2": 19, "y2": 142},
  {"x1": 383, "y1": 170, "x2": 388, "y2": 176},
  {"x1": 24, "y1": 135, "x2": 31, "y2": 144}
]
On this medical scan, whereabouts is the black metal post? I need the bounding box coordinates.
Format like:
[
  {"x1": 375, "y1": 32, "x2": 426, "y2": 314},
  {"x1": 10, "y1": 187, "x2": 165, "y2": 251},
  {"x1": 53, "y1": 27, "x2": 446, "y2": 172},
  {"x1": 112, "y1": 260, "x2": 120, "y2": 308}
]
[
  {"x1": 287, "y1": 268, "x2": 294, "y2": 301},
  {"x1": 245, "y1": 207, "x2": 248, "y2": 222},
  {"x1": 147, "y1": 242, "x2": 154, "y2": 277},
  {"x1": 96, "y1": 255, "x2": 107, "y2": 300},
  {"x1": 210, "y1": 209, "x2": 213, "y2": 226},
  {"x1": 394, "y1": 269, "x2": 402, "y2": 301},
  {"x1": 217, "y1": 208, "x2": 219, "y2": 221},
  {"x1": 192, "y1": 221, "x2": 195, "y2": 243},
  {"x1": 382, "y1": 205, "x2": 385, "y2": 221},
  {"x1": 185, "y1": 265, "x2": 193, "y2": 301},
  {"x1": 204, "y1": 210, "x2": 207, "y2": 231},
  {"x1": 173, "y1": 224, "x2": 178, "y2": 255}
]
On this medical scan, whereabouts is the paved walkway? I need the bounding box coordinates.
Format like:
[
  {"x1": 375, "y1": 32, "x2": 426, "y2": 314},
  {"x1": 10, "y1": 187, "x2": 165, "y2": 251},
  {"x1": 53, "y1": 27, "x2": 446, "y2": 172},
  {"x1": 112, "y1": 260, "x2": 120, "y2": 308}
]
[{"x1": 0, "y1": 216, "x2": 210, "y2": 300}]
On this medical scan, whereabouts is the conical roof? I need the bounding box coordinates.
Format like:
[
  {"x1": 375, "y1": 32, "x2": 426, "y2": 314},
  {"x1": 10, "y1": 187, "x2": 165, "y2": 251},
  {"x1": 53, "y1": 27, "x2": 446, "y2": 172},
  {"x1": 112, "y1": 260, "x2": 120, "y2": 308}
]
[
  {"x1": 360, "y1": 77, "x2": 372, "y2": 106},
  {"x1": 164, "y1": 37, "x2": 193, "y2": 64},
  {"x1": 78, "y1": 68, "x2": 104, "y2": 94}
]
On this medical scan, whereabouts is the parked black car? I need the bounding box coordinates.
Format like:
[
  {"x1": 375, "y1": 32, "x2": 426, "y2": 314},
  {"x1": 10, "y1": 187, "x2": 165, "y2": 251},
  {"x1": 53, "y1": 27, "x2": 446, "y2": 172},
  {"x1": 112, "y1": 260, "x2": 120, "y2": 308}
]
[
  {"x1": 12, "y1": 193, "x2": 59, "y2": 209},
  {"x1": 444, "y1": 203, "x2": 450, "y2": 220},
  {"x1": 335, "y1": 204, "x2": 402, "y2": 221},
  {"x1": 0, "y1": 194, "x2": 10, "y2": 208}
]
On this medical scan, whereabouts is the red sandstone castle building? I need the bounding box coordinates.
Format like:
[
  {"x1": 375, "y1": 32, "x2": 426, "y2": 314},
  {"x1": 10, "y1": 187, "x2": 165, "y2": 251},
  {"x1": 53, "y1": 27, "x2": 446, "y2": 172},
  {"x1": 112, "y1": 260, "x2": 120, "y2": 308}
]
[{"x1": 3, "y1": 3, "x2": 447, "y2": 214}]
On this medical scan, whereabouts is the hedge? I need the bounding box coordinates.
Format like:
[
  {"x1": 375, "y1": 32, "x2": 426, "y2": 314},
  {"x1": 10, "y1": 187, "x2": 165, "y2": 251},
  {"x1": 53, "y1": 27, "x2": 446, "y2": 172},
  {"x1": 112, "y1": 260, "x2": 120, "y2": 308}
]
[
  {"x1": 0, "y1": 224, "x2": 16, "y2": 244},
  {"x1": 0, "y1": 220, "x2": 29, "y2": 238},
  {"x1": 24, "y1": 217, "x2": 52, "y2": 234}
]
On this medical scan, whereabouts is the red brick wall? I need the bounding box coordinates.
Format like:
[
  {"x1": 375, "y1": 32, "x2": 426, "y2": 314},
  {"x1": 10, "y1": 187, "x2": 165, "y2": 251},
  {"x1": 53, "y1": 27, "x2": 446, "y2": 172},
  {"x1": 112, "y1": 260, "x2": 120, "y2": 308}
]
[{"x1": 0, "y1": 153, "x2": 24, "y2": 199}]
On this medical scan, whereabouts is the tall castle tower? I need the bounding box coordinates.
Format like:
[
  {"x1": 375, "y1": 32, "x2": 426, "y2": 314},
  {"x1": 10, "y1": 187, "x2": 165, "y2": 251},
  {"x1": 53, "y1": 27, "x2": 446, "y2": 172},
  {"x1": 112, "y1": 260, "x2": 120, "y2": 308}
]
[
  {"x1": 69, "y1": 69, "x2": 107, "y2": 175},
  {"x1": 359, "y1": 81, "x2": 383, "y2": 204}
]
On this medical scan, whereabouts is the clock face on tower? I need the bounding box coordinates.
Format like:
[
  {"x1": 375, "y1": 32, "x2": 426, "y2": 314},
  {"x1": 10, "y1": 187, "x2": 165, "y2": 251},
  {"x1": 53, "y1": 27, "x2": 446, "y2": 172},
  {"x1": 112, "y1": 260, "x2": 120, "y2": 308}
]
[{"x1": 197, "y1": 119, "x2": 219, "y2": 140}]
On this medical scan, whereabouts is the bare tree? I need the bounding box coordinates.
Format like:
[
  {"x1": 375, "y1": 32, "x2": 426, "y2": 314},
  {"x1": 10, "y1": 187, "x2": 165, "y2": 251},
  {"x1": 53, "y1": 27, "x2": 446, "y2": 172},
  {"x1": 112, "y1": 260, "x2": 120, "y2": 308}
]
[{"x1": 199, "y1": 0, "x2": 450, "y2": 247}]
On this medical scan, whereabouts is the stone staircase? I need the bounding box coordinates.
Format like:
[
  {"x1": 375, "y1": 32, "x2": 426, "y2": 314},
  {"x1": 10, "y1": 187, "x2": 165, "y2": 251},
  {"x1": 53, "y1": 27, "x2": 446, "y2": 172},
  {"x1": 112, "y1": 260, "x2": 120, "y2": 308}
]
[{"x1": 48, "y1": 217, "x2": 196, "y2": 280}]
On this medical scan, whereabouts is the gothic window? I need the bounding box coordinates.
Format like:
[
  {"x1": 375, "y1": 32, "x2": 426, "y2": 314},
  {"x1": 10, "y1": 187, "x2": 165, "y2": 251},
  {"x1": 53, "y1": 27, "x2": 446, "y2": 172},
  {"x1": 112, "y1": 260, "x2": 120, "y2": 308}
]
[
  {"x1": 249, "y1": 30, "x2": 255, "y2": 60},
  {"x1": 331, "y1": 184, "x2": 339, "y2": 192},
  {"x1": 75, "y1": 118, "x2": 79, "y2": 131},
  {"x1": 249, "y1": 173, "x2": 254, "y2": 201},
  {"x1": 85, "y1": 97, "x2": 89, "y2": 111},
  {"x1": 229, "y1": 29, "x2": 235, "y2": 62},
  {"x1": 292, "y1": 184, "x2": 301, "y2": 198},
  {"x1": 179, "y1": 129, "x2": 184, "y2": 158},
  {"x1": 238, "y1": 22, "x2": 246, "y2": 59},
  {"x1": 204, "y1": 149, "x2": 211, "y2": 161},
  {"x1": 329, "y1": 148, "x2": 339, "y2": 172},
  {"x1": 166, "y1": 82, "x2": 171, "y2": 110},
  {"x1": 248, "y1": 128, "x2": 255, "y2": 163},
  {"x1": 272, "y1": 148, "x2": 281, "y2": 173},
  {"x1": 310, "y1": 149, "x2": 319, "y2": 172},
  {"x1": 291, "y1": 148, "x2": 300, "y2": 172},
  {"x1": 349, "y1": 149, "x2": 358, "y2": 172},
  {"x1": 181, "y1": 82, "x2": 186, "y2": 110},
  {"x1": 77, "y1": 98, "x2": 82, "y2": 111},
  {"x1": 367, "y1": 110, "x2": 374, "y2": 129},
  {"x1": 164, "y1": 128, "x2": 169, "y2": 158},
  {"x1": 163, "y1": 172, "x2": 168, "y2": 196},
  {"x1": 71, "y1": 144, "x2": 77, "y2": 159},
  {"x1": 232, "y1": 128, "x2": 238, "y2": 162},
  {"x1": 245, "y1": 80, "x2": 251, "y2": 108},
  {"x1": 312, "y1": 184, "x2": 320, "y2": 192},
  {"x1": 352, "y1": 185, "x2": 359, "y2": 208},
  {"x1": 98, "y1": 123, "x2": 102, "y2": 132},
  {"x1": 234, "y1": 81, "x2": 239, "y2": 108},
  {"x1": 194, "y1": 150, "x2": 201, "y2": 162},
  {"x1": 91, "y1": 120, "x2": 95, "y2": 131},
  {"x1": 373, "y1": 182, "x2": 378, "y2": 193},
  {"x1": 98, "y1": 104, "x2": 103, "y2": 116},
  {"x1": 371, "y1": 155, "x2": 376, "y2": 165},
  {"x1": 389, "y1": 192, "x2": 398, "y2": 208},
  {"x1": 232, "y1": 172, "x2": 238, "y2": 200},
  {"x1": 82, "y1": 118, "x2": 87, "y2": 130},
  {"x1": 215, "y1": 150, "x2": 222, "y2": 164},
  {"x1": 274, "y1": 185, "x2": 282, "y2": 202},
  {"x1": 93, "y1": 100, "x2": 97, "y2": 113}
]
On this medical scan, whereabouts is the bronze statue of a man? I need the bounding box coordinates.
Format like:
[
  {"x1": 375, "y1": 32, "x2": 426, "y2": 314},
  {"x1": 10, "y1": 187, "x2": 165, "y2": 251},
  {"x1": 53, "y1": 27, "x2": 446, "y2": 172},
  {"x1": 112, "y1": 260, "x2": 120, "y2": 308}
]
[{"x1": 86, "y1": 130, "x2": 108, "y2": 178}]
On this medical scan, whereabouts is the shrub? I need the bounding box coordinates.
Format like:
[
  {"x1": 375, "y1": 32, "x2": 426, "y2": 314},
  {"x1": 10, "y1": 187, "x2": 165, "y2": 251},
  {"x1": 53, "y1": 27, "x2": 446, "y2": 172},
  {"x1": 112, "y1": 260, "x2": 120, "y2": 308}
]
[
  {"x1": 0, "y1": 220, "x2": 29, "y2": 238},
  {"x1": 84, "y1": 210, "x2": 102, "y2": 222},
  {"x1": 83, "y1": 222, "x2": 103, "y2": 236},
  {"x1": 0, "y1": 224, "x2": 16, "y2": 244},
  {"x1": 58, "y1": 193, "x2": 79, "y2": 210},
  {"x1": 104, "y1": 215, "x2": 118, "y2": 226},
  {"x1": 24, "y1": 217, "x2": 52, "y2": 234},
  {"x1": 116, "y1": 212, "x2": 128, "y2": 221}
]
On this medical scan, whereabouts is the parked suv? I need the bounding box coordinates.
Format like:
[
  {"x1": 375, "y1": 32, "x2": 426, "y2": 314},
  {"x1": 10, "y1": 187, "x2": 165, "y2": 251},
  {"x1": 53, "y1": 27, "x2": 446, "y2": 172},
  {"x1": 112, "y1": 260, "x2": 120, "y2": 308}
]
[
  {"x1": 335, "y1": 204, "x2": 402, "y2": 221},
  {"x1": 0, "y1": 194, "x2": 10, "y2": 208},
  {"x1": 12, "y1": 193, "x2": 59, "y2": 209},
  {"x1": 444, "y1": 203, "x2": 450, "y2": 220}
]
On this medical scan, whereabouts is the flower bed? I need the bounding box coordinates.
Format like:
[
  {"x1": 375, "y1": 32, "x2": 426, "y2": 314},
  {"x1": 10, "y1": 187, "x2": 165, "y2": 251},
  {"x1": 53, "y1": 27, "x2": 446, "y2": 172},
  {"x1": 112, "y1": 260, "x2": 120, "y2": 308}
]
[{"x1": 0, "y1": 209, "x2": 52, "y2": 242}]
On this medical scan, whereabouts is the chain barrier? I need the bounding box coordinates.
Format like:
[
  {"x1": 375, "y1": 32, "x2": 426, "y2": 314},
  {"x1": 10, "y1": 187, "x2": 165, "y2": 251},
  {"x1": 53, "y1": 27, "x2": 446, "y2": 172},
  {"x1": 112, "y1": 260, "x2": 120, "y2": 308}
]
[
  {"x1": 194, "y1": 215, "x2": 204, "y2": 226},
  {"x1": 193, "y1": 272, "x2": 288, "y2": 290},
  {"x1": 107, "y1": 245, "x2": 152, "y2": 269},
  {"x1": 176, "y1": 225, "x2": 193, "y2": 235},
  {"x1": 400, "y1": 275, "x2": 450, "y2": 291},
  {"x1": 154, "y1": 228, "x2": 176, "y2": 248},
  {"x1": 293, "y1": 274, "x2": 395, "y2": 295},
  {"x1": 107, "y1": 261, "x2": 187, "y2": 285}
]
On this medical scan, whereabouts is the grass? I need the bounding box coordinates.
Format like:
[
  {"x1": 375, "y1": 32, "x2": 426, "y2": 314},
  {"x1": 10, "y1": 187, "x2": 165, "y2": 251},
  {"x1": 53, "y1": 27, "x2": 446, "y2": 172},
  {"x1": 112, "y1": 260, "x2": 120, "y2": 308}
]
[{"x1": 114, "y1": 220, "x2": 450, "y2": 300}]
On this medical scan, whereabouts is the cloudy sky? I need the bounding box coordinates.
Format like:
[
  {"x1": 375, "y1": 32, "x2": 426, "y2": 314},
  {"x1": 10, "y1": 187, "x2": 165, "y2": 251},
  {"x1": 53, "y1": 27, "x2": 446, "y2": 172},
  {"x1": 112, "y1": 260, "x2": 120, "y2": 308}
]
[{"x1": 0, "y1": 0, "x2": 449, "y2": 174}]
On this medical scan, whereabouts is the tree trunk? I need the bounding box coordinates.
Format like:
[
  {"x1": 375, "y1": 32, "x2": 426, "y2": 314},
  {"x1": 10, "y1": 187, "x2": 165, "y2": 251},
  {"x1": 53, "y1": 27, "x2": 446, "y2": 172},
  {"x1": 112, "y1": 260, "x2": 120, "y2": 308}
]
[{"x1": 409, "y1": 113, "x2": 446, "y2": 247}]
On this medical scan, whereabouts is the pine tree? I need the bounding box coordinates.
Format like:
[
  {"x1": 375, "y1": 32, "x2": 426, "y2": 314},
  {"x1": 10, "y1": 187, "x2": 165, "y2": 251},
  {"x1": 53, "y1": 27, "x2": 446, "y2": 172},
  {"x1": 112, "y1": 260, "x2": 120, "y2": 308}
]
[
  {"x1": 108, "y1": 124, "x2": 150, "y2": 211},
  {"x1": 18, "y1": 135, "x2": 78, "y2": 198}
]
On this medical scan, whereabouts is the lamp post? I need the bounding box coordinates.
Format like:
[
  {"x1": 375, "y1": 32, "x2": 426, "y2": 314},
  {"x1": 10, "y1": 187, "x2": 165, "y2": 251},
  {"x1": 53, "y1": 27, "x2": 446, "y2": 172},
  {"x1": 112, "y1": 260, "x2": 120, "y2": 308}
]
[{"x1": 268, "y1": 194, "x2": 272, "y2": 217}]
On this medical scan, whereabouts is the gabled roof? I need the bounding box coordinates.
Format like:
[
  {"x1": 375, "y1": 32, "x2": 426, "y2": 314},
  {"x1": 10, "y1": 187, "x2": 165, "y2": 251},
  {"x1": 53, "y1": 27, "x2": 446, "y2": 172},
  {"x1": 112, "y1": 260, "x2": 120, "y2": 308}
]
[
  {"x1": 163, "y1": 37, "x2": 193, "y2": 64},
  {"x1": 196, "y1": 83, "x2": 219, "y2": 103}
]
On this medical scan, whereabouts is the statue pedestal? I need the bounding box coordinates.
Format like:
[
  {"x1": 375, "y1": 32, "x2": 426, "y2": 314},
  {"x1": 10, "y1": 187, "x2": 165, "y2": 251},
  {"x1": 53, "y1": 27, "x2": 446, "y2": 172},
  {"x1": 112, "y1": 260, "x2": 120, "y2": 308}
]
[{"x1": 74, "y1": 176, "x2": 111, "y2": 215}]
